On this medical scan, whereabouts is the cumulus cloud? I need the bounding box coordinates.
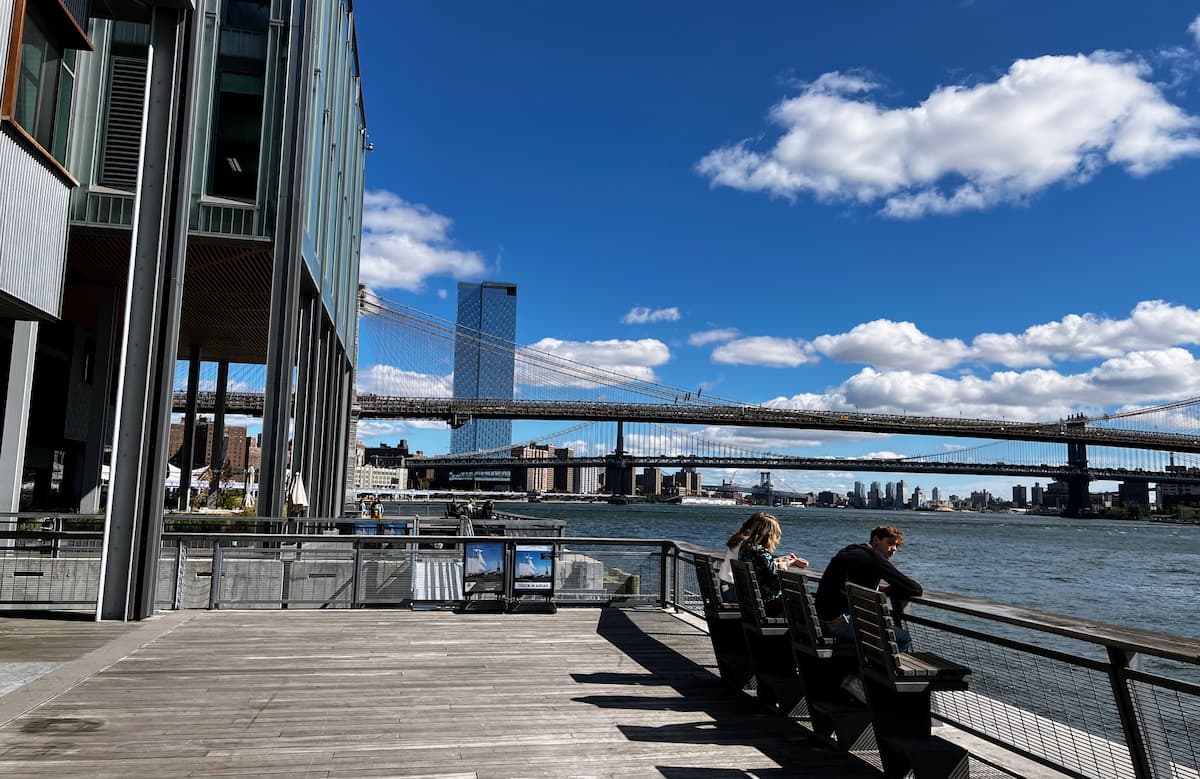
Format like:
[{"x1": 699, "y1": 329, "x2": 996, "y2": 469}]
[
  {"x1": 357, "y1": 364, "x2": 453, "y2": 397},
  {"x1": 1191, "y1": 14, "x2": 1200, "y2": 47},
  {"x1": 359, "y1": 191, "x2": 487, "y2": 292},
  {"x1": 802, "y1": 301, "x2": 1200, "y2": 372},
  {"x1": 762, "y1": 347, "x2": 1200, "y2": 422},
  {"x1": 521, "y1": 337, "x2": 671, "y2": 384},
  {"x1": 697, "y1": 55, "x2": 1200, "y2": 217},
  {"x1": 621, "y1": 306, "x2": 682, "y2": 325},
  {"x1": 813, "y1": 320, "x2": 971, "y2": 371},
  {"x1": 972, "y1": 300, "x2": 1200, "y2": 367},
  {"x1": 712, "y1": 336, "x2": 817, "y2": 368},
  {"x1": 689, "y1": 328, "x2": 740, "y2": 346}
]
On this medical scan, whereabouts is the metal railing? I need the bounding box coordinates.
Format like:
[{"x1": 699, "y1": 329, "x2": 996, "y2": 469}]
[{"x1": 0, "y1": 522, "x2": 1195, "y2": 779}]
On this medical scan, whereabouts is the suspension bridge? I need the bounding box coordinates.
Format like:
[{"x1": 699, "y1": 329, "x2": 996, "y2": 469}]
[{"x1": 172, "y1": 292, "x2": 1200, "y2": 514}]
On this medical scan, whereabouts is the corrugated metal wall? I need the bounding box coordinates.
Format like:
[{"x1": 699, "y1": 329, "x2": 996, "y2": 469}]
[
  {"x1": 0, "y1": 0, "x2": 11, "y2": 67},
  {"x1": 0, "y1": 133, "x2": 72, "y2": 319}
]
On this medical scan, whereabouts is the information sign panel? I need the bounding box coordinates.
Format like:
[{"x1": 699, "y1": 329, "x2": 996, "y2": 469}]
[
  {"x1": 511, "y1": 544, "x2": 555, "y2": 596},
  {"x1": 463, "y1": 540, "x2": 506, "y2": 595}
]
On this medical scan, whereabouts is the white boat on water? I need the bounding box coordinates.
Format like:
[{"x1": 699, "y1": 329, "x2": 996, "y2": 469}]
[{"x1": 672, "y1": 495, "x2": 738, "y2": 506}]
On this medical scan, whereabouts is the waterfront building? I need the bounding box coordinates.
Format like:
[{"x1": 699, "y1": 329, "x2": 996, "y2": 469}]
[
  {"x1": 1, "y1": 0, "x2": 366, "y2": 619},
  {"x1": 511, "y1": 443, "x2": 553, "y2": 493},
  {"x1": 1012, "y1": 484, "x2": 1028, "y2": 508},
  {"x1": 931, "y1": 486, "x2": 941, "y2": 506},
  {"x1": 895, "y1": 479, "x2": 907, "y2": 509},
  {"x1": 643, "y1": 467, "x2": 663, "y2": 496},
  {"x1": 552, "y1": 447, "x2": 575, "y2": 493},
  {"x1": 868, "y1": 481, "x2": 881, "y2": 508},
  {"x1": 1031, "y1": 482, "x2": 1044, "y2": 507},
  {"x1": 354, "y1": 463, "x2": 408, "y2": 493},
  {"x1": 449, "y1": 281, "x2": 517, "y2": 485},
  {"x1": 853, "y1": 480, "x2": 865, "y2": 507},
  {"x1": 572, "y1": 465, "x2": 600, "y2": 494},
  {"x1": 167, "y1": 418, "x2": 258, "y2": 475},
  {"x1": 909, "y1": 486, "x2": 923, "y2": 510},
  {"x1": 884, "y1": 481, "x2": 895, "y2": 507}
]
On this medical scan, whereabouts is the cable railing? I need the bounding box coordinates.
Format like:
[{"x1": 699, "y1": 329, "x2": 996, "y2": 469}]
[{"x1": 1, "y1": 519, "x2": 1196, "y2": 779}]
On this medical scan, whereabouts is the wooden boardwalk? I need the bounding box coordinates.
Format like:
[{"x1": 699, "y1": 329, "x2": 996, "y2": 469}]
[{"x1": 0, "y1": 607, "x2": 883, "y2": 778}]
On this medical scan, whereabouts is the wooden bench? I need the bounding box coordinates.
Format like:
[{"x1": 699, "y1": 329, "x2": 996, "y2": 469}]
[
  {"x1": 689, "y1": 553, "x2": 754, "y2": 691},
  {"x1": 779, "y1": 570, "x2": 871, "y2": 751},
  {"x1": 845, "y1": 583, "x2": 972, "y2": 779},
  {"x1": 729, "y1": 559, "x2": 805, "y2": 716}
]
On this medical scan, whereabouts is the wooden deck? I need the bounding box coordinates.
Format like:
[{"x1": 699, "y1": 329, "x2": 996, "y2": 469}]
[{"x1": 0, "y1": 607, "x2": 884, "y2": 778}]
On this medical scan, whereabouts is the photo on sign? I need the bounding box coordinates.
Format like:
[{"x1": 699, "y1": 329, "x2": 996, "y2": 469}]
[
  {"x1": 512, "y1": 544, "x2": 555, "y2": 593},
  {"x1": 464, "y1": 541, "x2": 506, "y2": 594}
]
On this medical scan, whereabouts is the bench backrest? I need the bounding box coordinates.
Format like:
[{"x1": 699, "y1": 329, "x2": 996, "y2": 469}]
[
  {"x1": 779, "y1": 569, "x2": 836, "y2": 656},
  {"x1": 691, "y1": 554, "x2": 733, "y2": 618},
  {"x1": 730, "y1": 559, "x2": 785, "y2": 632},
  {"x1": 846, "y1": 582, "x2": 902, "y2": 679}
]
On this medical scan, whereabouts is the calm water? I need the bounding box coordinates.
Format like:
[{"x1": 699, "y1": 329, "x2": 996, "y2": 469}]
[{"x1": 487, "y1": 502, "x2": 1200, "y2": 640}]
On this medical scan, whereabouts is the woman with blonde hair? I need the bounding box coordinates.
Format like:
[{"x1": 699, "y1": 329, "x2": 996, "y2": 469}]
[{"x1": 725, "y1": 512, "x2": 807, "y2": 613}]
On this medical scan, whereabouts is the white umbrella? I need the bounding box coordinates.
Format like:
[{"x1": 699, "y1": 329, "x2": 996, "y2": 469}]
[{"x1": 288, "y1": 472, "x2": 308, "y2": 509}]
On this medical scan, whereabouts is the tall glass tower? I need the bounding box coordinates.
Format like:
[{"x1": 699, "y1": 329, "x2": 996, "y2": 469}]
[{"x1": 450, "y1": 282, "x2": 517, "y2": 481}]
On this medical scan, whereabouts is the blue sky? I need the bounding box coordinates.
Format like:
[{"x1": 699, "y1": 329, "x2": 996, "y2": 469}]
[{"x1": 346, "y1": 1, "x2": 1200, "y2": 497}]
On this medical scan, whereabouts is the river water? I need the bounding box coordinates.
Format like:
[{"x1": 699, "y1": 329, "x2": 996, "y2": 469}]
[{"x1": 490, "y1": 502, "x2": 1200, "y2": 641}]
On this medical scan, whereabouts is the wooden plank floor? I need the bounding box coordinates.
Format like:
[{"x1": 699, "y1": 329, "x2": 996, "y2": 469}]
[{"x1": 0, "y1": 607, "x2": 881, "y2": 778}]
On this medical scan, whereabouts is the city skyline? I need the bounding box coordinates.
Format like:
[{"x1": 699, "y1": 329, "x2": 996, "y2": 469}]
[{"x1": 349, "y1": 3, "x2": 1200, "y2": 497}]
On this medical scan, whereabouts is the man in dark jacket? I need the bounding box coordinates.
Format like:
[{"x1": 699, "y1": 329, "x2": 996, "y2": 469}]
[{"x1": 815, "y1": 525, "x2": 921, "y2": 652}]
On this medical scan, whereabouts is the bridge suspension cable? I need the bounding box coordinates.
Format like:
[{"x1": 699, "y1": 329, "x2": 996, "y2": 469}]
[{"x1": 359, "y1": 291, "x2": 746, "y2": 407}]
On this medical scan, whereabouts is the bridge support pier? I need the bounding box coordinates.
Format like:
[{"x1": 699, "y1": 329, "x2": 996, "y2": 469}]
[{"x1": 1062, "y1": 435, "x2": 1091, "y2": 518}]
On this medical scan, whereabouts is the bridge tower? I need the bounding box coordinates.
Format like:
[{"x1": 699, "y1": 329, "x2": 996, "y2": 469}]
[
  {"x1": 1063, "y1": 414, "x2": 1091, "y2": 518},
  {"x1": 604, "y1": 420, "x2": 634, "y2": 496}
]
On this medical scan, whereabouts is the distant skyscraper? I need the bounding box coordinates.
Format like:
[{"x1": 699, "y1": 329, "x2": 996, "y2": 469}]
[{"x1": 450, "y1": 282, "x2": 518, "y2": 479}]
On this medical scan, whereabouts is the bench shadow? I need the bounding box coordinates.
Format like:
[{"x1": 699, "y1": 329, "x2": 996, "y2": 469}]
[{"x1": 586, "y1": 607, "x2": 880, "y2": 778}]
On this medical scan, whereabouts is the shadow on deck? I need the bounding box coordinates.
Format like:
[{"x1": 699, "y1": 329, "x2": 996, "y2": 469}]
[{"x1": 0, "y1": 607, "x2": 881, "y2": 778}]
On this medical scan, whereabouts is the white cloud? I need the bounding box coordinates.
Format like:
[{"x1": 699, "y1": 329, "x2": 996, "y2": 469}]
[
  {"x1": 697, "y1": 55, "x2": 1200, "y2": 217},
  {"x1": 813, "y1": 320, "x2": 971, "y2": 371},
  {"x1": 712, "y1": 336, "x2": 816, "y2": 368},
  {"x1": 799, "y1": 301, "x2": 1200, "y2": 372},
  {"x1": 864, "y1": 451, "x2": 906, "y2": 460},
  {"x1": 621, "y1": 306, "x2": 682, "y2": 325},
  {"x1": 357, "y1": 364, "x2": 453, "y2": 397},
  {"x1": 763, "y1": 347, "x2": 1200, "y2": 421},
  {"x1": 521, "y1": 337, "x2": 671, "y2": 385},
  {"x1": 972, "y1": 300, "x2": 1200, "y2": 367},
  {"x1": 358, "y1": 191, "x2": 487, "y2": 292},
  {"x1": 1190, "y1": 14, "x2": 1200, "y2": 47},
  {"x1": 689, "y1": 328, "x2": 740, "y2": 346},
  {"x1": 437, "y1": 289, "x2": 448, "y2": 300}
]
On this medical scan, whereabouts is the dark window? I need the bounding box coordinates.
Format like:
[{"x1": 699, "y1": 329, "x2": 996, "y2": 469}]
[
  {"x1": 9, "y1": 3, "x2": 75, "y2": 163},
  {"x1": 209, "y1": 0, "x2": 269, "y2": 200}
]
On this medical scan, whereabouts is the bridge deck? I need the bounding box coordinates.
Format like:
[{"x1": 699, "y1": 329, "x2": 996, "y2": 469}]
[{"x1": 0, "y1": 608, "x2": 894, "y2": 778}]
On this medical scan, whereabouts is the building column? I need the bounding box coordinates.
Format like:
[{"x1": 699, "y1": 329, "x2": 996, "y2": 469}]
[
  {"x1": 177, "y1": 345, "x2": 200, "y2": 509},
  {"x1": 206, "y1": 360, "x2": 228, "y2": 504},
  {"x1": 291, "y1": 295, "x2": 317, "y2": 515},
  {"x1": 98, "y1": 4, "x2": 200, "y2": 621},
  {"x1": 0, "y1": 321, "x2": 38, "y2": 515},
  {"x1": 331, "y1": 352, "x2": 350, "y2": 513},
  {"x1": 259, "y1": 0, "x2": 313, "y2": 518},
  {"x1": 79, "y1": 291, "x2": 119, "y2": 515}
]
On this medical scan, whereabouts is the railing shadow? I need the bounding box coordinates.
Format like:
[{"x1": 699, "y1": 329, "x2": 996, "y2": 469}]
[{"x1": 582, "y1": 607, "x2": 880, "y2": 777}]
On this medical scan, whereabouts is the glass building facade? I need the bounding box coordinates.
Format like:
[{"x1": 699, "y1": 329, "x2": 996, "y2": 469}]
[{"x1": 450, "y1": 282, "x2": 517, "y2": 473}]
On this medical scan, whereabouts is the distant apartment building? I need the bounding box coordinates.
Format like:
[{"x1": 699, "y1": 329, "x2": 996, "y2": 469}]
[
  {"x1": 869, "y1": 481, "x2": 882, "y2": 508},
  {"x1": 931, "y1": 486, "x2": 941, "y2": 505},
  {"x1": 909, "y1": 486, "x2": 924, "y2": 510},
  {"x1": 168, "y1": 418, "x2": 258, "y2": 474},
  {"x1": 895, "y1": 480, "x2": 908, "y2": 508},
  {"x1": 1012, "y1": 484, "x2": 1028, "y2": 508},
  {"x1": 1031, "y1": 482, "x2": 1044, "y2": 506},
  {"x1": 511, "y1": 443, "x2": 553, "y2": 492},
  {"x1": 643, "y1": 467, "x2": 663, "y2": 496},
  {"x1": 572, "y1": 466, "x2": 600, "y2": 494}
]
